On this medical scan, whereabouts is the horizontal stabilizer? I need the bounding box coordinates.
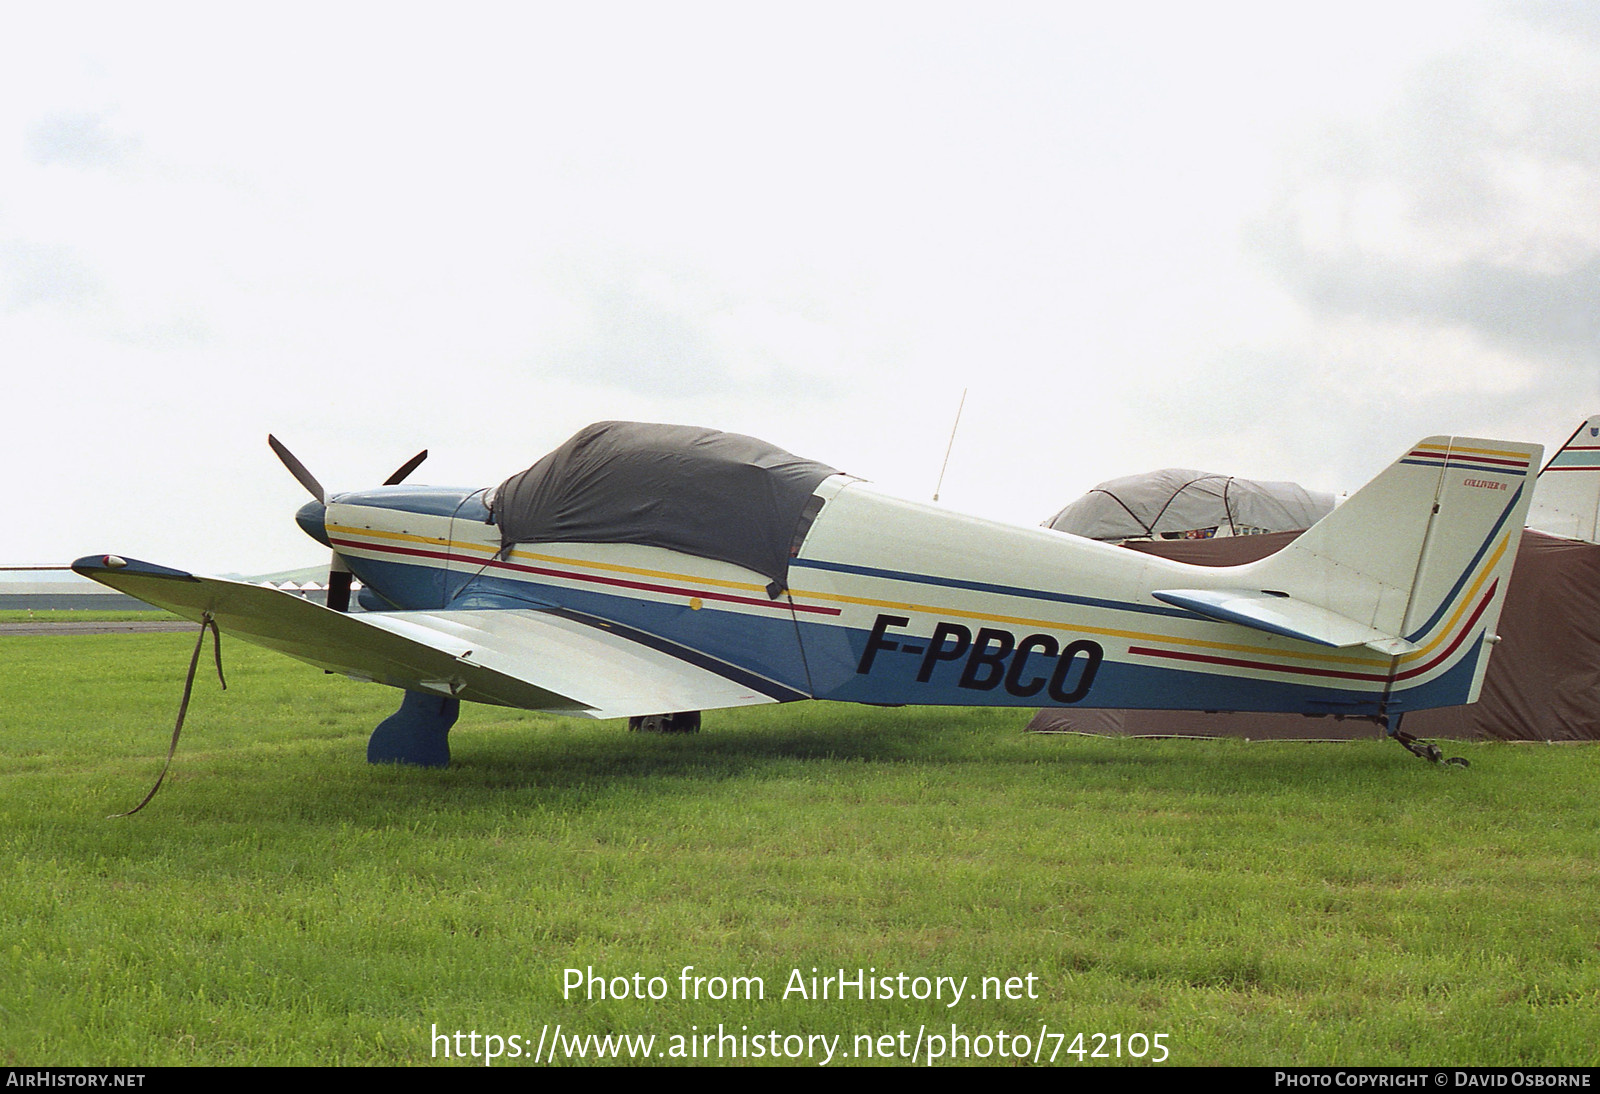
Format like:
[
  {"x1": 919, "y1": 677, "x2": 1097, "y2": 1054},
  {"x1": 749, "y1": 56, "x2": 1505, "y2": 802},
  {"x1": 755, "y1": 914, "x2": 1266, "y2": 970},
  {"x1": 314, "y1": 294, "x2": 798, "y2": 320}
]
[{"x1": 1152, "y1": 588, "x2": 1420, "y2": 655}]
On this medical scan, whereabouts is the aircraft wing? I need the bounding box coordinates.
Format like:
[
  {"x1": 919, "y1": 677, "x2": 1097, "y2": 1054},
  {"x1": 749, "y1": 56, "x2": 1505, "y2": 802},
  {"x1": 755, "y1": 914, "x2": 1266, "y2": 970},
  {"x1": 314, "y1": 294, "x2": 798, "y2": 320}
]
[{"x1": 70, "y1": 556, "x2": 783, "y2": 718}]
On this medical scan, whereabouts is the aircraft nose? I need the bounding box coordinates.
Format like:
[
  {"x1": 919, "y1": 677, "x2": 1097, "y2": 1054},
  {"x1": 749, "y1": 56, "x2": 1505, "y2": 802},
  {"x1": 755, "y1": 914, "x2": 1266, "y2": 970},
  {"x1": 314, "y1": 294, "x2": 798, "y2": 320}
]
[{"x1": 295, "y1": 498, "x2": 331, "y2": 547}]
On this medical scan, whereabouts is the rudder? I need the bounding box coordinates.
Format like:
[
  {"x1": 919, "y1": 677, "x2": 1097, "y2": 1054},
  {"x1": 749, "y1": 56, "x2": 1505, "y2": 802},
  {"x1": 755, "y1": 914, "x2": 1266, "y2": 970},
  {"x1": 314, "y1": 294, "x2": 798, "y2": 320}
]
[{"x1": 1239, "y1": 436, "x2": 1540, "y2": 709}]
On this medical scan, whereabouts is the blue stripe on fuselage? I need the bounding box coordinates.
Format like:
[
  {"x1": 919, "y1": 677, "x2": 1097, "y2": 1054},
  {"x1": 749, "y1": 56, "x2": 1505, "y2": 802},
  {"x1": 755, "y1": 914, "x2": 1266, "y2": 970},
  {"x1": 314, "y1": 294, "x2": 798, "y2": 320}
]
[{"x1": 789, "y1": 557, "x2": 1198, "y2": 620}]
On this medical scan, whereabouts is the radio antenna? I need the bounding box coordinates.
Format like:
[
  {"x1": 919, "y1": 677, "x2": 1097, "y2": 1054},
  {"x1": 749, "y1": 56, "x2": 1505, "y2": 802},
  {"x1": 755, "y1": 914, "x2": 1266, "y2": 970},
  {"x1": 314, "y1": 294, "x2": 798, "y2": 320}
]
[{"x1": 932, "y1": 388, "x2": 967, "y2": 503}]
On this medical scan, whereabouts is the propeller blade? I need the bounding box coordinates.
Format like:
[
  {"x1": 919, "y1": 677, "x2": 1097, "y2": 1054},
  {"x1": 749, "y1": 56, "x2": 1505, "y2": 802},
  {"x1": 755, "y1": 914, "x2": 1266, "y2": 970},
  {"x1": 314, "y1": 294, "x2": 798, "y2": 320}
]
[
  {"x1": 326, "y1": 569, "x2": 353, "y2": 612},
  {"x1": 325, "y1": 552, "x2": 352, "y2": 612},
  {"x1": 383, "y1": 449, "x2": 429, "y2": 486},
  {"x1": 267, "y1": 435, "x2": 327, "y2": 504}
]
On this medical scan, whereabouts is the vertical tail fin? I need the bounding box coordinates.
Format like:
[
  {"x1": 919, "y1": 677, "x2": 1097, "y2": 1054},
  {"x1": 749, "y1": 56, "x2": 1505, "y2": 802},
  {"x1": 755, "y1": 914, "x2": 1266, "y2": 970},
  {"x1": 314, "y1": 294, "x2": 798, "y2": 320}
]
[
  {"x1": 1239, "y1": 437, "x2": 1540, "y2": 709},
  {"x1": 1529, "y1": 415, "x2": 1600, "y2": 543}
]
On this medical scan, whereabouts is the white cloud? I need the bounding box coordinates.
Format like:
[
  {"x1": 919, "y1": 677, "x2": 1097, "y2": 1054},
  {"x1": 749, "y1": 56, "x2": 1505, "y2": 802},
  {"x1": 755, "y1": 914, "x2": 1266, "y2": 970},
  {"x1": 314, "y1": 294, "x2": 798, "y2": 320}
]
[{"x1": 2, "y1": 1, "x2": 1593, "y2": 572}]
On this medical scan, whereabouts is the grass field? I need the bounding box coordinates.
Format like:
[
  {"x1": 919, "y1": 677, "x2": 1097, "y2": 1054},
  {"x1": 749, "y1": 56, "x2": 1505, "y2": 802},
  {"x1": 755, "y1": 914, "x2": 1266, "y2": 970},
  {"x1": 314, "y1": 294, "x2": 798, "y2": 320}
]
[{"x1": 3, "y1": 629, "x2": 1597, "y2": 1067}]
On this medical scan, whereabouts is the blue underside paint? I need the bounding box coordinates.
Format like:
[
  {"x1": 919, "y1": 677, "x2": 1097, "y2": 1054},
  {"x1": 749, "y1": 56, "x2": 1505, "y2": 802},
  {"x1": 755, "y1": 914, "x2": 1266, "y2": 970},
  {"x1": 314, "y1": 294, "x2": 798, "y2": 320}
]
[
  {"x1": 357, "y1": 585, "x2": 398, "y2": 612},
  {"x1": 1380, "y1": 641, "x2": 1485, "y2": 712},
  {"x1": 794, "y1": 616, "x2": 1383, "y2": 712},
  {"x1": 343, "y1": 554, "x2": 451, "y2": 611},
  {"x1": 806, "y1": 618, "x2": 1483, "y2": 712}
]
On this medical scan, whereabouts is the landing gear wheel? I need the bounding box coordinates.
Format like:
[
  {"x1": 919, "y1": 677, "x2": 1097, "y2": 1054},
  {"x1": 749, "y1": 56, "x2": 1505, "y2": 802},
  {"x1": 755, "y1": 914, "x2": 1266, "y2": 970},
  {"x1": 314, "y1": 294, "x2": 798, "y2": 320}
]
[
  {"x1": 628, "y1": 711, "x2": 702, "y2": 733},
  {"x1": 1388, "y1": 723, "x2": 1469, "y2": 768}
]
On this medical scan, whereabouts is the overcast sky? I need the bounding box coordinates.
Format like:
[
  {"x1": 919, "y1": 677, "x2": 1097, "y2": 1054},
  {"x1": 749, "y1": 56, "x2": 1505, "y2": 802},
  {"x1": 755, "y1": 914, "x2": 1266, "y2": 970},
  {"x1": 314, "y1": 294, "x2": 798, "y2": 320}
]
[{"x1": 4, "y1": 1, "x2": 1597, "y2": 574}]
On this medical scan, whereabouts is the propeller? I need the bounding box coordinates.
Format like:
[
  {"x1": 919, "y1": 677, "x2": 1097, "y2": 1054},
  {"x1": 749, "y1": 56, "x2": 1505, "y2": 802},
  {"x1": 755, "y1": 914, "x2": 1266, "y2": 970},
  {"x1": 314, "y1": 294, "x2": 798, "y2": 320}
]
[
  {"x1": 383, "y1": 448, "x2": 429, "y2": 486},
  {"x1": 268, "y1": 434, "x2": 328, "y2": 504},
  {"x1": 268, "y1": 435, "x2": 429, "y2": 611}
]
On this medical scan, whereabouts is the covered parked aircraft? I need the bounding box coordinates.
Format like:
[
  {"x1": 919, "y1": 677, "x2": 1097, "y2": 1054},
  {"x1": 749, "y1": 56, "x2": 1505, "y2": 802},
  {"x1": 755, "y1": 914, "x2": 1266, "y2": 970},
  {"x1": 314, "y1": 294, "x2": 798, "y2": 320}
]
[{"x1": 76, "y1": 423, "x2": 1539, "y2": 769}]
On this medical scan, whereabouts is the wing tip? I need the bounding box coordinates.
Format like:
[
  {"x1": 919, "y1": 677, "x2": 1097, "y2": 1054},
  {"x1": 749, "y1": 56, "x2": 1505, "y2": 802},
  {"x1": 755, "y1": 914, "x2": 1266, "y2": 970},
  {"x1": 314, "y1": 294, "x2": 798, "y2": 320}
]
[{"x1": 71, "y1": 555, "x2": 198, "y2": 581}]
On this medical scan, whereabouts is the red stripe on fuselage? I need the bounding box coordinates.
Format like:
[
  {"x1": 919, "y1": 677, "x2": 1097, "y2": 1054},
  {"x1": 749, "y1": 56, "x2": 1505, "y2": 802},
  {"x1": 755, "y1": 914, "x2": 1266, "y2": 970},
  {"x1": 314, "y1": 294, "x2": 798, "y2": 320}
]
[
  {"x1": 1128, "y1": 581, "x2": 1498, "y2": 685},
  {"x1": 330, "y1": 535, "x2": 843, "y2": 616},
  {"x1": 1124, "y1": 646, "x2": 1388, "y2": 682}
]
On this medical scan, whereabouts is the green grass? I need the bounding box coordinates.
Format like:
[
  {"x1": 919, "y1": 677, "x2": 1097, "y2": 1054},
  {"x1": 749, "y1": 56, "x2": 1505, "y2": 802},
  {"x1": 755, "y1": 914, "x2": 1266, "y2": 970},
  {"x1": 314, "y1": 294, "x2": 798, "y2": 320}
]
[{"x1": 2, "y1": 632, "x2": 1598, "y2": 1066}]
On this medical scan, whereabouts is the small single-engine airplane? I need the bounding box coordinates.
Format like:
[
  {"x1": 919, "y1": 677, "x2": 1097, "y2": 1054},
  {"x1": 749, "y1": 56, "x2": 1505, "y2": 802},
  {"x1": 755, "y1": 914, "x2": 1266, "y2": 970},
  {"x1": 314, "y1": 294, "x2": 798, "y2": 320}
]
[
  {"x1": 1529, "y1": 414, "x2": 1600, "y2": 544},
  {"x1": 76, "y1": 422, "x2": 1540, "y2": 769}
]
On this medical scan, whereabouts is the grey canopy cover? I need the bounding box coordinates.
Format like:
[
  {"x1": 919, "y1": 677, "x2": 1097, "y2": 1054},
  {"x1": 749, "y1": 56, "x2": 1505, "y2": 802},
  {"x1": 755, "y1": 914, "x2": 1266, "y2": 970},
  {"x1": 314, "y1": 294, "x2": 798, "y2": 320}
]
[
  {"x1": 490, "y1": 422, "x2": 840, "y2": 590},
  {"x1": 1046, "y1": 469, "x2": 1335, "y2": 541}
]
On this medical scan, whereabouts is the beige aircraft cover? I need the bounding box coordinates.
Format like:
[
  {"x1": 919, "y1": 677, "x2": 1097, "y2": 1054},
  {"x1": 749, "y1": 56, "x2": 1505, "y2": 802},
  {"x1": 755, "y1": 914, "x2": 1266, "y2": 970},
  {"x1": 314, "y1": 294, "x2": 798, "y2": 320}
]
[{"x1": 1047, "y1": 469, "x2": 1336, "y2": 541}]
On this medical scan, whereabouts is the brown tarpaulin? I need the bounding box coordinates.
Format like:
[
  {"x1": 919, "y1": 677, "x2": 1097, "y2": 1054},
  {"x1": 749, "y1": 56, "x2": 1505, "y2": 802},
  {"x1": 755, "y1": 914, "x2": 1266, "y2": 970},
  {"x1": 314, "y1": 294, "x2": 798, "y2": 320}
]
[{"x1": 1027, "y1": 530, "x2": 1600, "y2": 741}]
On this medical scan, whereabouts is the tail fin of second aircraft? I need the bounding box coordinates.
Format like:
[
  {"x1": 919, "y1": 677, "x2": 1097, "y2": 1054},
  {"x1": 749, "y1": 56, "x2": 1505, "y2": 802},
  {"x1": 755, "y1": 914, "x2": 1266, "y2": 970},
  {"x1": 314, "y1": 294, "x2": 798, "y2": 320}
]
[
  {"x1": 1529, "y1": 415, "x2": 1600, "y2": 544},
  {"x1": 1179, "y1": 437, "x2": 1542, "y2": 711}
]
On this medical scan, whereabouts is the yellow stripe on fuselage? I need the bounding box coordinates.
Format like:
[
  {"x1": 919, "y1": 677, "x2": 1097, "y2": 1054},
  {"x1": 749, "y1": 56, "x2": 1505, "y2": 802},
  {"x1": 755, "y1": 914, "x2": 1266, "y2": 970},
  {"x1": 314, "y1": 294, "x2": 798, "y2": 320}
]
[{"x1": 327, "y1": 523, "x2": 459, "y2": 550}]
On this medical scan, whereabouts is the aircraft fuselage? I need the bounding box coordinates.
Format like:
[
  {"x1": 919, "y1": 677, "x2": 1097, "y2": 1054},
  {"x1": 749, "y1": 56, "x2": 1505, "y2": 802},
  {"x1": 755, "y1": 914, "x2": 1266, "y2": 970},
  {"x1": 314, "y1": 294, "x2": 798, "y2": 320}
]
[{"x1": 298, "y1": 472, "x2": 1506, "y2": 717}]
